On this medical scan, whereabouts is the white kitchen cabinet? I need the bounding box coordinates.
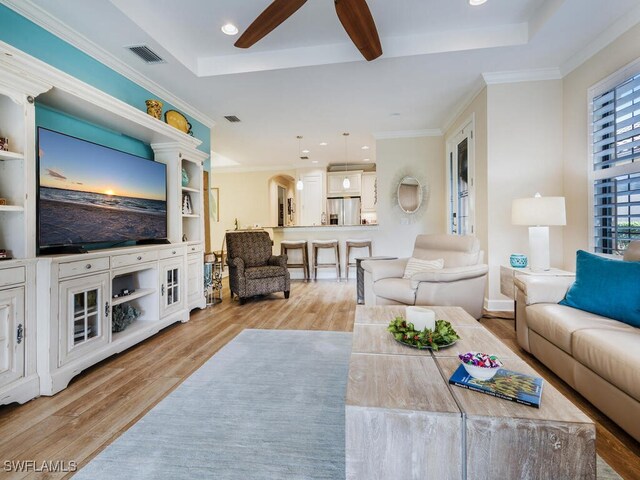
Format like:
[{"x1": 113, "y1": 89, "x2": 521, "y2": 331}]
[
  {"x1": 361, "y1": 173, "x2": 377, "y2": 212},
  {"x1": 327, "y1": 172, "x2": 362, "y2": 196}
]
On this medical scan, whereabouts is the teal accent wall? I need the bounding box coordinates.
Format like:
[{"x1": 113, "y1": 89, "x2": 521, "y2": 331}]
[
  {"x1": 0, "y1": 4, "x2": 211, "y2": 156},
  {"x1": 36, "y1": 105, "x2": 153, "y2": 159}
]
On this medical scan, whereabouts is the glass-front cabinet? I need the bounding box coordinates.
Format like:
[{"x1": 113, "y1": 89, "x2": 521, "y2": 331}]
[
  {"x1": 160, "y1": 259, "x2": 184, "y2": 318},
  {"x1": 58, "y1": 273, "x2": 110, "y2": 366},
  {"x1": 0, "y1": 287, "x2": 25, "y2": 389}
]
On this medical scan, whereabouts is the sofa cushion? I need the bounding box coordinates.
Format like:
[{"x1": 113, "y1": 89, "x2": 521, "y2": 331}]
[
  {"x1": 560, "y1": 250, "x2": 640, "y2": 327},
  {"x1": 572, "y1": 327, "x2": 640, "y2": 402},
  {"x1": 244, "y1": 266, "x2": 286, "y2": 280},
  {"x1": 372, "y1": 278, "x2": 416, "y2": 305},
  {"x1": 526, "y1": 304, "x2": 630, "y2": 355},
  {"x1": 402, "y1": 257, "x2": 444, "y2": 279}
]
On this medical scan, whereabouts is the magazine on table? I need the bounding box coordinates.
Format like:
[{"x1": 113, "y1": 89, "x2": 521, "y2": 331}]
[{"x1": 448, "y1": 364, "x2": 544, "y2": 408}]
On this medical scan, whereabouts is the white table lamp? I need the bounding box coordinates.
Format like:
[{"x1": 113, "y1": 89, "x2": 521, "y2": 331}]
[{"x1": 512, "y1": 193, "x2": 566, "y2": 272}]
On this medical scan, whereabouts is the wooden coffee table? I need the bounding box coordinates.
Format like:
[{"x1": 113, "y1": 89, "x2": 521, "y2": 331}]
[{"x1": 345, "y1": 306, "x2": 596, "y2": 480}]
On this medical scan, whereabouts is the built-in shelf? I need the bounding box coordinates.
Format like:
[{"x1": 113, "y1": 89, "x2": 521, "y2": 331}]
[
  {"x1": 111, "y1": 288, "x2": 155, "y2": 307},
  {"x1": 182, "y1": 214, "x2": 200, "y2": 218},
  {"x1": 0, "y1": 150, "x2": 24, "y2": 161},
  {"x1": 0, "y1": 205, "x2": 24, "y2": 212},
  {"x1": 181, "y1": 186, "x2": 199, "y2": 193},
  {"x1": 111, "y1": 319, "x2": 153, "y2": 343}
]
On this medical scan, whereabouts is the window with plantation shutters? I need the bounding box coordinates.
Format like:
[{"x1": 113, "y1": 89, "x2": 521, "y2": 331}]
[{"x1": 591, "y1": 69, "x2": 640, "y2": 254}]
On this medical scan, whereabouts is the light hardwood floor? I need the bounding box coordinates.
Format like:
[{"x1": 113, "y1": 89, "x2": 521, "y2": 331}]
[{"x1": 0, "y1": 280, "x2": 637, "y2": 479}]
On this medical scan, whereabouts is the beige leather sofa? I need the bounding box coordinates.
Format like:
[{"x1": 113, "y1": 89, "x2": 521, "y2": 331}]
[
  {"x1": 515, "y1": 243, "x2": 640, "y2": 442},
  {"x1": 362, "y1": 234, "x2": 488, "y2": 319}
]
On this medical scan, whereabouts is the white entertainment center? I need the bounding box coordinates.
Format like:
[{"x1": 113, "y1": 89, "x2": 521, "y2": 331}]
[{"x1": 0, "y1": 41, "x2": 207, "y2": 402}]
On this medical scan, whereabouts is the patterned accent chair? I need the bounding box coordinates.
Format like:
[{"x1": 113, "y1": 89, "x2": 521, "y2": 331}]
[{"x1": 226, "y1": 231, "x2": 290, "y2": 305}]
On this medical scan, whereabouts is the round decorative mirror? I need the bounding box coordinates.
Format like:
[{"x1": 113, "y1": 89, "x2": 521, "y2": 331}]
[{"x1": 397, "y1": 176, "x2": 423, "y2": 214}]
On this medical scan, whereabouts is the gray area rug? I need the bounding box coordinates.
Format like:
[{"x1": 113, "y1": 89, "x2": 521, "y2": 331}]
[
  {"x1": 76, "y1": 329, "x2": 622, "y2": 480},
  {"x1": 75, "y1": 330, "x2": 352, "y2": 480}
]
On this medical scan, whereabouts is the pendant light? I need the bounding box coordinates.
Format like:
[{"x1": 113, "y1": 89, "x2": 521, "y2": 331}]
[
  {"x1": 342, "y1": 132, "x2": 350, "y2": 190},
  {"x1": 296, "y1": 135, "x2": 304, "y2": 190}
]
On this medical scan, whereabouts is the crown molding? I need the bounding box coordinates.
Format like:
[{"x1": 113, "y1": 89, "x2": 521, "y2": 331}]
[
  {"x1": 0, "y1": 0, "x2": 216, "y2": 128},
  {"x1": 560, "y1": 3, "x2": 640, "y2": 77},
  {"x1": 212, "y1": 164, "x2": 297, "y2": 174},
  {"x1": 441, "y1": 76, "x2": 487, "y2": 134},
  {"x1": 0, "y1": 41, "x2": 203, "y2": 149},
  {"x1": 482, "y1": 67, "x2": 562, "y2": 85},
  {"x1": 373, "y1": 129, "x2": 442, "y2": 140}
]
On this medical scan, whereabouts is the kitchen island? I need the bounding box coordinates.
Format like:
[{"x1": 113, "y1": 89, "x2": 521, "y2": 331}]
[{"x1": 270, "y1": 224, "x2": 380, "y2": 280}]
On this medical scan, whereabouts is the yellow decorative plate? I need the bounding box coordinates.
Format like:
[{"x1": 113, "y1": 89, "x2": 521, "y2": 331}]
[{"x1": 165, "y1": 110, "x2": 192, "y2": 135}]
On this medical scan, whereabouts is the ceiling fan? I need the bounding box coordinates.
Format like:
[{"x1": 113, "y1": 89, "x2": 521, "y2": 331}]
[{"x1": 234, "y1": 0, "x2": 383, "y2": 61}]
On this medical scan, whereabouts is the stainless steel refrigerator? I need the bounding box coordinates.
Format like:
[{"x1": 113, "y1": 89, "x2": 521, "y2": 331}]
[{"x1": 327, "y1": 197, "x2": 361, "y2": 225}]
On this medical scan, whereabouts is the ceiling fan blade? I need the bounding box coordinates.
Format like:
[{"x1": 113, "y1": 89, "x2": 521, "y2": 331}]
[
  {"x1": 235, "y1": 0, "x2": 308, "y2": 49},
  {"x1": 334, "y1": 0, "x2": 382, "y2": 61}
]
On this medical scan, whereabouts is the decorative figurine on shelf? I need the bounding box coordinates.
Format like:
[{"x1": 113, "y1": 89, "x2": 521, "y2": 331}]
[
  {"x1": 234, "y1": 218, "x2": 239, "y2": 230},
  {"x1": 0, "y1": 198, "x2": 6, "y2": 206},
  {"x1": 145, "y1": 100, "x2": 163, "y2": 120},
  {"x1": 0, "y1": 137, "x2": 8, "y2": 151},
  {"x1": 181, "y1": 168, "x2": 189, "y2": 187},
  {"x1": 182, "y1": 233, "x2": 188, "y2": 242},
  {"x1": 182, "y1": 193, "x2": 192, "y2": 214},
  {"x1": 321, "y1": 211, "x2": 327, "y2": 225}
]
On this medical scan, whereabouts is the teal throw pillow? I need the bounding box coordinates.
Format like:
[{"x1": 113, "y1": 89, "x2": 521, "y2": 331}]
[{"x1": 559, "y1": 250, "x2": 640, "y2": 327}]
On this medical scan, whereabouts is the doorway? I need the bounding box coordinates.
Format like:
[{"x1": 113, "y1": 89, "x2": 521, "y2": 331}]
[
  {"x1": 277, "y1": 186, "x2": 286, "y2": 227},
  {"x1": 446, "y1": 117, "x2": 475, "y2": 235}
]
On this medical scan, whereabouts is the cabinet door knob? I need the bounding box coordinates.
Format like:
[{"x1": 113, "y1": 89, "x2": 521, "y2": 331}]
[
  {"x1": 105, "y1": 302, "x2": 110, "y2": 318},
  {"x1": 85, "y1": 264, "x2": 92, "y2": 270},
  {"x1": 16, "y1": 324, "x2": 23, "y2": 344},
  {"x1": 172, "y1": 250, "x2": 176, "y2": 255},
  {"x1": 137, "y1": 256, "x2": 142, "y2": 261}
]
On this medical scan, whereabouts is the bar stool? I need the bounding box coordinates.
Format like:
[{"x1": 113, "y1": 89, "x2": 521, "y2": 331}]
[
  {"x1": 311, "y1": 240, "x2": 340, "y2": 281},
  {"x1": 345, "y1": 239, "x2": 372, "y2": 280},
  {"x1": 280, "y1": 240, "x2": 310, "y2": 281}
]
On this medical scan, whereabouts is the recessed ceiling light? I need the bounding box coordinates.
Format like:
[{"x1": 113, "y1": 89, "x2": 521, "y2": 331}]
[
  {"x1": 363, "y1": 158, "x2": 370, "y2": 162},
  {"x1": 221, "y1": 23, "x2": 239, "y2": 35},
  {"x1": 312, "y1": 160, "x2": 319, "y2": 164},
  {"x1": 361, "y1": 146, "x2": 370, "y2": 150},
  {"x1": 469, "y1": 0, "x2": 487, "y2": 5},
  {"x1": 319, "y1": 142, "x2": 328, "y2": 146},
  {"x1": 302, "y1": 149, "x2": 310, "y2": 154}
]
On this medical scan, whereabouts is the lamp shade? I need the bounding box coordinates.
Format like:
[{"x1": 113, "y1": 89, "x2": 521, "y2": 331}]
[{"x1": 512, "y1": 195, "x2": 566, "y2": 226}]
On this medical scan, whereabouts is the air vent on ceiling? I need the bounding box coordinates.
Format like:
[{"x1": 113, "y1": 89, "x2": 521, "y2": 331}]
[
  {"x1": 126, "y1": 45, "x2": 166, "y2": 64},
  {"x1": 300, "y1": 156, "x2": 309, "y2": 160},
  {"x1": 224, "y1": 115, "x2": 241, "y2": 123}
]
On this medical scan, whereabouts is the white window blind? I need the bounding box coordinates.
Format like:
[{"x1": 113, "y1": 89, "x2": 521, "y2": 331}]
[{"x1": 592, "y1": 71, "x2": 640, "y2": 254}]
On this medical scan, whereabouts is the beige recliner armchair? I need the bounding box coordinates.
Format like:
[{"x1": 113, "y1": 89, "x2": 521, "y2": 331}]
[{"x1": 362, "y1": 234, "x2": 488, "y2": 319}]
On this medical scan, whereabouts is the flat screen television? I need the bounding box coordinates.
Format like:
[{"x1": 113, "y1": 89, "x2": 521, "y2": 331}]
[{"x1": 37, "y1": 127, "x2": 167, "y2": 252}]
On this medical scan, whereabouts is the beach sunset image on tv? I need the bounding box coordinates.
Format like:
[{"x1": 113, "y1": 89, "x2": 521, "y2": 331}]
[{"x1": 38, "y1": 128, "x2": 167, "y2": 247}]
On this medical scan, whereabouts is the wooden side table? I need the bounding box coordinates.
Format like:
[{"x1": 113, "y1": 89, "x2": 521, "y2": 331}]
[
  {"x1": 500, "y1": 265, "x2": 575, "y2": 300},
  {"x1": 500, "y1": 265, "x2": 574, "y2": 331}
]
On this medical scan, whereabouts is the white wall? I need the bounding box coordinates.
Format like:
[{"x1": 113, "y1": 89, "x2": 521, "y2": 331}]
[
  {"x1": 485, "y1": 80, "x2": 564, "y2": 309},
  {"x1": 444, "y1": 81, "x2": 565, "y2": 310},
  {"x1": 210, "y1": 168, "x2": 296, "y2": 251},
  {"x1": 562, "y1": 23, "x2": 640, "y2": 270},
  {"x1": 374, "y1": 136, "x2": 447, "y2": 257}
]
